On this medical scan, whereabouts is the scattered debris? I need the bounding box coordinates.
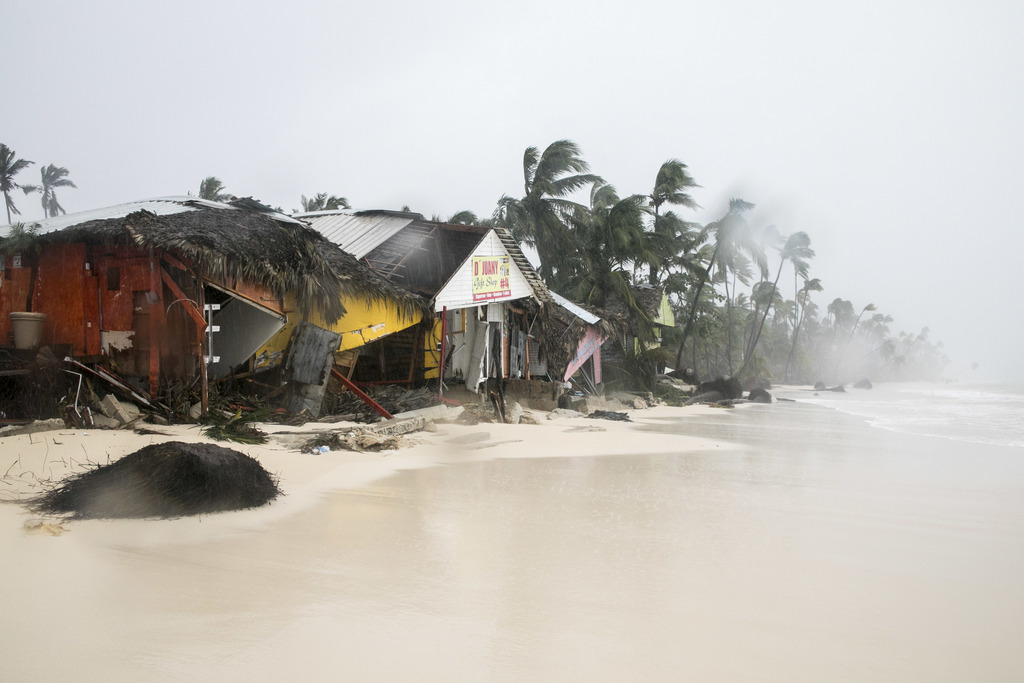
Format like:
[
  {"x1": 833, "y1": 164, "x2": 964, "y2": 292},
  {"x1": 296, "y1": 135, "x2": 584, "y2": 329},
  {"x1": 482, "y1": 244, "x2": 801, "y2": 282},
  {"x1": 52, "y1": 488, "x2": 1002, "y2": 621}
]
[
  {"x1": 201, "y1": 408, "x2": 269, "y2": 444},
  {"x1": 321, "y1": 385, "x2": 440, "y2": 423},
  {"x1": 29, "y1": 441, "x2": 281, "y2": 519},
  {"x1": 23, "y1": 521, "x2": 68, "y2": 536},
  {"x1": 587, "y1": 410, "x2": 631, "y2": 422},
  {"x1": 0, "y1": 418, "x2": 65, "y2": 437},
  {"x1": 298, "y1": 417, "x2": 430, "y2": 453},
  {"x1": 548, "y1": 408, "x2": 584, "y2": 419}
]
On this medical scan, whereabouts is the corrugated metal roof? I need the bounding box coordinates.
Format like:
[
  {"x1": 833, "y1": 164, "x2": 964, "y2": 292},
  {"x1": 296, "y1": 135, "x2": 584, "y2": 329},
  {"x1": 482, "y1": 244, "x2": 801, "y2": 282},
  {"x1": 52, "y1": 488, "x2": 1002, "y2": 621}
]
[
  {"x1": 550, "y1": 291, "x2": 601, "y2": 325},
  {"x1": 296, "y1": 211, "x2": 416, "y2": 259},
  {"x1": 1, "y1": 197, "x2": 204, "y2": 236},
  {"x1": 1, "y1": 196, "x2": 305, "y2": 238}
]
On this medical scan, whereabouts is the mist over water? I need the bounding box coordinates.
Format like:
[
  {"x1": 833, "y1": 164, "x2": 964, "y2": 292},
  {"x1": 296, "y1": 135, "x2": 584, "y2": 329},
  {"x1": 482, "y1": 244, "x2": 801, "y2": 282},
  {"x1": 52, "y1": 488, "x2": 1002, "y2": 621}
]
[{"x1": 795, "y1": 382, "x2": 1024, "y2": 449}]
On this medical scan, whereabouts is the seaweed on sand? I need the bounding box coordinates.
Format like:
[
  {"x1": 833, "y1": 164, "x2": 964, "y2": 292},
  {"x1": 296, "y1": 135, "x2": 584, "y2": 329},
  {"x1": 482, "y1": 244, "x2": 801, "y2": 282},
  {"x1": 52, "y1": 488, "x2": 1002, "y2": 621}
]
[{"x1": 29, "y1": 441, "x2": 281, "y2": 519}]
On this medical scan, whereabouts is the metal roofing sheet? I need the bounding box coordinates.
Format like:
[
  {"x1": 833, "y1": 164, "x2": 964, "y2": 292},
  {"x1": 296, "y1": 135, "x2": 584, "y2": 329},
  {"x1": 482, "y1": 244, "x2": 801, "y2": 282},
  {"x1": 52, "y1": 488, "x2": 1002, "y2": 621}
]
[
  {"x1": 1, "y1": 196, "x2": 206, "y2": 236},
  {"x1": 297, "y1": 212, "x2": 415, "y2": 259},
  {"x1": 550, "y1": 291, "x2": 602, "y2": 324},
  {"x1": 1, "y1": 196, "x2": 305, "y2": 238}
]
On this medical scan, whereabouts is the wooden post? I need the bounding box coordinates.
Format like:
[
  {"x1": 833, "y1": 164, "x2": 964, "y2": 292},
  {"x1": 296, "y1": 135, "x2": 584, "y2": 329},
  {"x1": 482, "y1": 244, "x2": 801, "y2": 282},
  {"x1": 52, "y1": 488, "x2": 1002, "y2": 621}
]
[
  {"x1": 198, "y1": 279, "x2": 208, "y2": 418},
  {"x1": 437, "y1": 307, "x2": 447, "y2": 401}
]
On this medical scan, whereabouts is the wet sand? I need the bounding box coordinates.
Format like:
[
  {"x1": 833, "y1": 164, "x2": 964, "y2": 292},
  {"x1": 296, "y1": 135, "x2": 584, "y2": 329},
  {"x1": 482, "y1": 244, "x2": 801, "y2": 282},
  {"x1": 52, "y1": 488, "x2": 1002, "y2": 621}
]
[{"x1": 2, "y1": 402, "x2": 1023, "y2": 681}]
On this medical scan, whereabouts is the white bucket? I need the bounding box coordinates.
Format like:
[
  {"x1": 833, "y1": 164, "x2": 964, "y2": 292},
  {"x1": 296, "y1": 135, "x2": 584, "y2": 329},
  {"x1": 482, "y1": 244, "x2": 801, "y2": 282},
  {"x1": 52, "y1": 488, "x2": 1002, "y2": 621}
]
[{"x1": 10, "y1": 312, "x2": 47, "y2": 350}]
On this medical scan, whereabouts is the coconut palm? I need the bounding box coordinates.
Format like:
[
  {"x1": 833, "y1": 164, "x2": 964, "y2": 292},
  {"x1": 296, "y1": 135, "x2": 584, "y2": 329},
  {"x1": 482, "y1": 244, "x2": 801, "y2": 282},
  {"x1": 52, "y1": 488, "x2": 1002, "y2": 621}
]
[
  {"x1": 674, "y1": 198, "x2": 763, "y2": 368},
  {"x1": 1, "y1": 144, "x2": 34, "y2": 224},
  {"x1": 198, "y1": 177, "x2": 231, "y2": 202},
  {"x1": 739, "y1": 230, "x2": 813, "y2": 376},
  {"x1": 494, "y1": 140, "x2": 601, "y2": 287},
  {"x1": 647, "y1": 159, "x2": 700, "y2": 285},
  {"x1": 567, "y1": 182, "x2": 648, "y2": 310},
  {"x1": 21, "y1": 164, "x2": 77, "y2": 218},
  {"x1": 300, "y1": 193, "x2": 349, "y2": 212},
  {"x1": 784, "y1": 277, "x2": 823, "y2": 380}
]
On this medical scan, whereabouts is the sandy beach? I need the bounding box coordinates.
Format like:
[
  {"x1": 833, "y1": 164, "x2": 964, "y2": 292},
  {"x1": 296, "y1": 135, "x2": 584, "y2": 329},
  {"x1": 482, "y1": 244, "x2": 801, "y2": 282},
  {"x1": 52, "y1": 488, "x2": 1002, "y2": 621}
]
[{"x1": 2, "y1": 397, "x2": 1023, "y2": 681}]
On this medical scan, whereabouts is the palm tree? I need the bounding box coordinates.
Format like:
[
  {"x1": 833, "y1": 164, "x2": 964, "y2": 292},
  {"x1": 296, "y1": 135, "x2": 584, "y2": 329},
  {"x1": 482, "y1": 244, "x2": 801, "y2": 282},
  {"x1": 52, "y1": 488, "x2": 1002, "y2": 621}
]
[
  {"x1": 21, "y1": 164, "x2": 77, "y2": 218},
  {"x1": 567, "y1": 182, "x2": 648, "y2": 309},
  {"x1": 739, "y1": 230, "x2": 814, "y2": 376},
  {"x1": 447, "y1": 210, "x2": 478, "y2": 225},
  {"x1": 674, "y1": 198, "x2": 762, "y2": 369},
  {"x1": 494, "y1": 140, "x2": 601, "y2": 287},
  {"x1": 647, "y1": 159, "x2": 700, "y2": 285},
  {"x1": 784, "y1": 277, "x2": 823, "y2": 380},
  {"x1": 847, "y1": 303, "x2": 877, "y2": 344},
  {"x1": 300, "y1": 193, "x2": 349, "y2": 212},
  {"x1": 198, "y1": 177, "x2": 231, "y2": 202},
  {"x1": 1, "y1": 144, "x2": 34, "y2": 224}
]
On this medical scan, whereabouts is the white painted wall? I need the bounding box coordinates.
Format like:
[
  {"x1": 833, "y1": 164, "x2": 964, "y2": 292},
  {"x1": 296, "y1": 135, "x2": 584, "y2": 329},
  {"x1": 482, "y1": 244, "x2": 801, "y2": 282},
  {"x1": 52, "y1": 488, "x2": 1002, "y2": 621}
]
[{"x1": 433, "y1": 230, "x2": 534, "y2": 312}]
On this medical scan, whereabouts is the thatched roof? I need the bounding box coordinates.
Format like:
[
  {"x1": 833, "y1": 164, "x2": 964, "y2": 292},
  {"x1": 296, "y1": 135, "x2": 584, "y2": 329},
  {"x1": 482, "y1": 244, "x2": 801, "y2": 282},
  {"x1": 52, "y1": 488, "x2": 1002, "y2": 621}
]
[{"x1": 44, "y1": 202, "x2": 388, "y2": 324}]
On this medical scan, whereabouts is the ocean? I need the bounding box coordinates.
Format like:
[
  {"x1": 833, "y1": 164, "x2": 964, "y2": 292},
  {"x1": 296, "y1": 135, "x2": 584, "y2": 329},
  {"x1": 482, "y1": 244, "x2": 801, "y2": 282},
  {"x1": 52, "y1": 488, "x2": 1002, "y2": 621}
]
[{"x1": 790, "y1": 382, "x2": 1024, "y2": 449}]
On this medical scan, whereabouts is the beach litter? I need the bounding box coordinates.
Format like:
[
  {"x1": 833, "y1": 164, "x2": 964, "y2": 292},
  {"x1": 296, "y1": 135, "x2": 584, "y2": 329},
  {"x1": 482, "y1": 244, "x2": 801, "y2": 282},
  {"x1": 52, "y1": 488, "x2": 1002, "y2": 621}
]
[{"x1": 28, "y1": 441, "x2": 281, "y2": 519}]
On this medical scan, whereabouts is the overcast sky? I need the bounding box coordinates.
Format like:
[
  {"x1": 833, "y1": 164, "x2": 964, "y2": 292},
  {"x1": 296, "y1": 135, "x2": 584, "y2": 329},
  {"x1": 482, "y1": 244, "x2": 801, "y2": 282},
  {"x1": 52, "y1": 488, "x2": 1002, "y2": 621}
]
[{"x1": 4, "y1": 0, "x2": 1022, "y2": 382}]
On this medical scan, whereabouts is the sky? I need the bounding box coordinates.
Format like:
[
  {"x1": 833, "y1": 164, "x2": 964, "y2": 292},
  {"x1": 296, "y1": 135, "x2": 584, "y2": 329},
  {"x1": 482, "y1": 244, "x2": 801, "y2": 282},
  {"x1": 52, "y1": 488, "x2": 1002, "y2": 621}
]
[{"x1": 4, "y1": 0, "x2": 1022, "y2": 382}]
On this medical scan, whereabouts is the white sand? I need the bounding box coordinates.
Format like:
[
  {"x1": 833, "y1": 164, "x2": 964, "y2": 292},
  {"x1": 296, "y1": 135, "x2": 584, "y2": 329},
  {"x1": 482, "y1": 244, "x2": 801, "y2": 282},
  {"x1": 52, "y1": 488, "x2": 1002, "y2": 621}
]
[{"x1": 3, "y1": 401, "x2": 1023, "y2": 681}]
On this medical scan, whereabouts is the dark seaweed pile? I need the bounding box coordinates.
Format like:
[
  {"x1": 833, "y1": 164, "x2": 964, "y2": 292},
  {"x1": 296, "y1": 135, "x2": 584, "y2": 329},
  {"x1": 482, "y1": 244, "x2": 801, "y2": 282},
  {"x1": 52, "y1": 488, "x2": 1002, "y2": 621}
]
[{"x1": 30, "y1": 441, "x2": 280, "y2": 519}]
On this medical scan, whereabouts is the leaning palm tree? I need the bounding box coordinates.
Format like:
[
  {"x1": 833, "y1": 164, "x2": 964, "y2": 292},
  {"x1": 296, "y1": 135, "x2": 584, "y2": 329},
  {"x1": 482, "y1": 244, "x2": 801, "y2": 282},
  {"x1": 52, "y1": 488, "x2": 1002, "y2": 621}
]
[
  {"x1": 300, "y1": 193, "x2": 349, "y2": 212},
  {"x1": 647, "y1": 159, "x2": 700, "y2": 285},
  {"x1": 198, "y1": 176, "x2": 231, "y2": 202},
  {"x1": 494, "y1": 140, "x2": 601, "y2": 287},
  {"x1": 784, "y1": 277, "x2": 823, "y2": 381},
  {"x1": 1, "y1": 144, "x2": 35, "y2": 224},
  {"x1": 674, "y1": 198, "x2": 763, "y2": 369},
  {"x1": 567, "y1": 182, "x2": 649, "y2": 310},
  {"x1": 22, "y1": 164, "x2": 77, "y2": 218},
  {"x1": 739, "y1": 230, "x2": 814, "y2": 377}
]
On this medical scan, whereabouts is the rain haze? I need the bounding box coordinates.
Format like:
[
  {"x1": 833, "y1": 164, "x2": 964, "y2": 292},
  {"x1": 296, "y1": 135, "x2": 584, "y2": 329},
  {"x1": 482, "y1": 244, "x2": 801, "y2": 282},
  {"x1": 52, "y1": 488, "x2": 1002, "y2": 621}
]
[{"x1": 4, "y1": 0, "x2": 1022, "y2": 383}]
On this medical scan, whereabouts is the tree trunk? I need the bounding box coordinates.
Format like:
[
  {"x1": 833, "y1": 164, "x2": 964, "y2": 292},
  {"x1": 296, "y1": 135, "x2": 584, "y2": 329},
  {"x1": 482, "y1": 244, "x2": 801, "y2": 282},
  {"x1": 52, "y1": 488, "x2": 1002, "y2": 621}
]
[
  {"x1": 674, "y1": 241, "x2": 721, "y2": 368},
  {"x1": 739, "y1": 256, "x2": 786, "y2": 377}
]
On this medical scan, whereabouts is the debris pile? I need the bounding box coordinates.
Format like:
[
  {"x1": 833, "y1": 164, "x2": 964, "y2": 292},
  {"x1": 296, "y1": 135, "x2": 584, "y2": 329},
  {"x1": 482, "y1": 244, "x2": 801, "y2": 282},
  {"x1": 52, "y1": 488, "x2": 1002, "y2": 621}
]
[
  {"x1": 30, "y1": 441, "x2": 281, "y2": 519},
  {"x1": 321, "y1": 385, "x2": 440, "y2": 422}
]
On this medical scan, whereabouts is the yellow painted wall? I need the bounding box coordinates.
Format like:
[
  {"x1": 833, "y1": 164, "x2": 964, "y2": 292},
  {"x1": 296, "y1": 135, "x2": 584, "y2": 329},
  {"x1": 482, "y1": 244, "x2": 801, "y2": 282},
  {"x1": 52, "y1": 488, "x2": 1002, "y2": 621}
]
[
  {"x1": 254, "y1": 293, "x2": 422, "y2": 371},
  {"x1": 423, "y1": 318, "x2": 443, "y2": 379}
]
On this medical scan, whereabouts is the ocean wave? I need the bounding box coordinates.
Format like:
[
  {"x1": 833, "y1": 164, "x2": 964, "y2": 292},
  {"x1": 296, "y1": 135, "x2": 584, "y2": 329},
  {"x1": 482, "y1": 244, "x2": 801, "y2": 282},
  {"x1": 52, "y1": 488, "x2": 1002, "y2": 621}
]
[{"x1": 794, "y1": 382, "x2": 1024, "y2": 449}]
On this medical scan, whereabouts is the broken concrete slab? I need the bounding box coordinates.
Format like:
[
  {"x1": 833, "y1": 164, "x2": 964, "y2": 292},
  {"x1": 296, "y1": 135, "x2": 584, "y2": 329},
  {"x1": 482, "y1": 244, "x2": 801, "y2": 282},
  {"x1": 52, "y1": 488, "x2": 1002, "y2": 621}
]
[
  {"x1": 91, "y1": 414, "x2": 122, "y2": 429},
  {"x1": 392, "y1": 404, "x2": 464, "y2": 422},
  {"x1": 360, "y1": 417, "x2": 428, "y2": 437},
  {"x1": 0, "y1": 418, "x2": 66, "y2": 437},
  {"x1": 548, "y1": 408, "x2": 584, "y2": 419}
]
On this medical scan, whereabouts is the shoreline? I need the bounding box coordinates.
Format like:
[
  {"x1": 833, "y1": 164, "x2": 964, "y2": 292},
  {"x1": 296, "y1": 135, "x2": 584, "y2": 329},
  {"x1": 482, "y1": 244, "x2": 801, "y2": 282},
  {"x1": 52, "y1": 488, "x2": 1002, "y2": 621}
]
[{"x1": 0, "y1": 402, "x2": 735, "y2": 534}]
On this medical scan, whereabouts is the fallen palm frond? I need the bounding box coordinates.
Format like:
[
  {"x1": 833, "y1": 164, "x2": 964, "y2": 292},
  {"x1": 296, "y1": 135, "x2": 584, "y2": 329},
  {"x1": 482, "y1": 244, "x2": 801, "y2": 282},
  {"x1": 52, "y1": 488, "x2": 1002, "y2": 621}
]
[
  {"x1": 201, "y1": 407, "x2": 269, "y2": 444},
  {"x1": 29, "y1": 441, "x2": 280, "y2": 519}
]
